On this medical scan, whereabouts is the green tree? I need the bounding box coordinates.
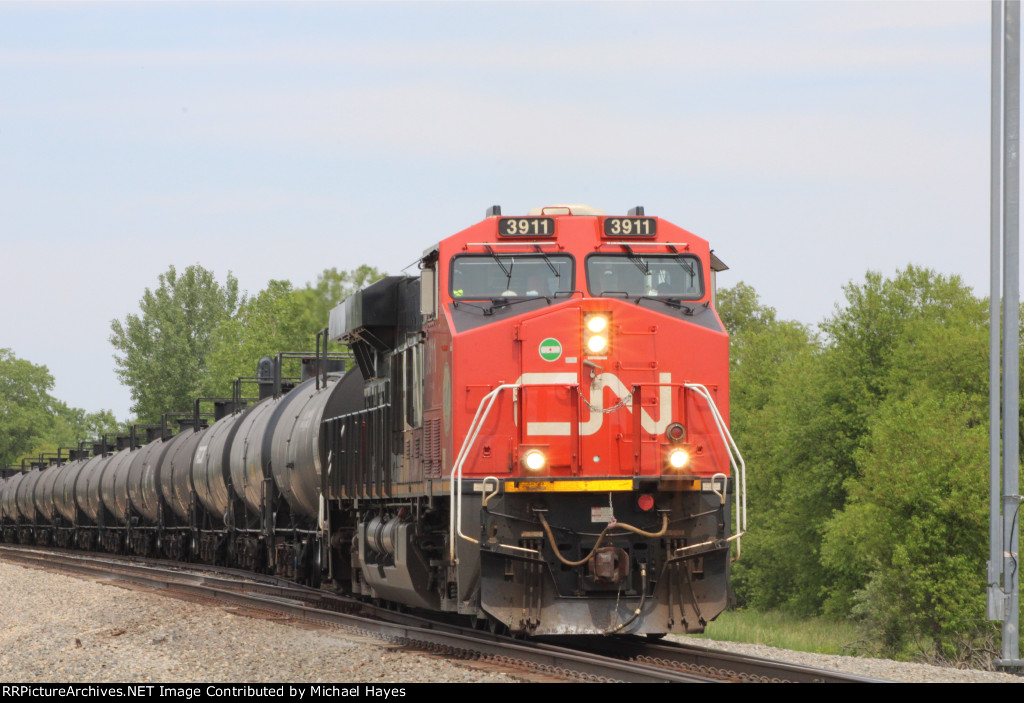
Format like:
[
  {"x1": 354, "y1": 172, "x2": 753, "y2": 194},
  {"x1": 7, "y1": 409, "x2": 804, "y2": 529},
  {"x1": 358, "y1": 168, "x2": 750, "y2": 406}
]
[
  {"x1": 814, "y1": 267, "x2": 987, "y2": 615},
  {"x1": 200, "y1": 266, "x2": 386, "y2": 398},
  {"x1": 32, "y1": 403, "x2": 124, "y2": 458},
  {"x1": 109, "y1": 264, "x2": 239, "y2": 423},
  {"x1": 725, "y1": 267, "x2": 991, "y2": 625},
  {"x1": 819, "y1": 282, "x2": 990, "y2": 656},
  {"x1": 0, "y1": 350, "x2": 122, "y2": 467},
  {"x1": 716, "y1": 284, "x2": 819, "y2": 609},
  {"x1": 729, "y1": 344, "x2": 833, "y2": 613},
  {"x1": 202, "y1": 280, "x2": 317, "y2": 398},
  {"x1": 822, "y1": 392, "x2": 988, "y2": 656},
  {"x1": 718, "y1": 282, "x2": 816, "y2": 428},
  {"x1": 0, "y1": 349, "x2": 56, "y2": 467}
]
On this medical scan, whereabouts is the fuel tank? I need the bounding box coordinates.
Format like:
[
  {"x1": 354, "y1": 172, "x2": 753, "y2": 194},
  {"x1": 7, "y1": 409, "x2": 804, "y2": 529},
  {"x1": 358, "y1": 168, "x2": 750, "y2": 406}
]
[
  {"x1": 226, "y1": 397, "x2": 282, "y2": 515},
  {"x1": 191, "y1": 400, "x2": 273, "y2": 517}
]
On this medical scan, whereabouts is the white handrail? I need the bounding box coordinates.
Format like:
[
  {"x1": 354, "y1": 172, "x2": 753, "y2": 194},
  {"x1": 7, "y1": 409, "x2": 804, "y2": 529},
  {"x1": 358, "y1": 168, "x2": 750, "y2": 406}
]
[
  {"x1": 684, "y1": 383, "x2": 747, "y2": 556},
  {"x1": 448, "y1": 383, "x2": 519, "y2": 562},
  {"x1": 446, "y1": 381, "x2": 748, "y2": 564}
]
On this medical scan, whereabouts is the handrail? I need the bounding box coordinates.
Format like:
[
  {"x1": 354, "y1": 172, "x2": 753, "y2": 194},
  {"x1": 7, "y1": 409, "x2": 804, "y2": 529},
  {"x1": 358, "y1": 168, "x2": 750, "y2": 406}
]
[
  {"x1": 684, "y1": 383, "x2": 747, "y2": 559},
  {"x1": 446, "y1": 380, "x2": 748, "y2": 564},
  {"x1": 449, "y1": 383, "x2": 519, "y2": 562}
]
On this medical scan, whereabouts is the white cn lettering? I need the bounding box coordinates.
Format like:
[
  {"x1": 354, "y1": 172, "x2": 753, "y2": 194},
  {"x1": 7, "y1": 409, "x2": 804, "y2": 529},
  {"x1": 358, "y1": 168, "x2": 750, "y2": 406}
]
[{"x1": 516, "y1": 372, "x2": 672, "y2": 437}]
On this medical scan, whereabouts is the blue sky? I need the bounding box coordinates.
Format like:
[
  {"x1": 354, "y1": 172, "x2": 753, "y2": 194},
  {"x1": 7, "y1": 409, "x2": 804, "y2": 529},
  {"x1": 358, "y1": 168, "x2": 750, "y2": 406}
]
[{"x1": 0, "y1": 1, "x2": 995, "y2": 420}]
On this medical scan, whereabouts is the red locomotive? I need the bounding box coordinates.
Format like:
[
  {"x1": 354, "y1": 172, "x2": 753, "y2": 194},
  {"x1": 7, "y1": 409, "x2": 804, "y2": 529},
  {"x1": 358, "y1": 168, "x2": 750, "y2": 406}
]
[
  {"x1": 323, "y1": 203, "x2": 745, "y2": 636},
  {"x1": 0, "y1": 203, "x2": 744, "y2": 638}
]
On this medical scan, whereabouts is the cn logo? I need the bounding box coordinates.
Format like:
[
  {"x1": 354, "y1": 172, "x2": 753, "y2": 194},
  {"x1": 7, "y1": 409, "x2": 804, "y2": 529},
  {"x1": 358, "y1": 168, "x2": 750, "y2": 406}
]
[{"x1": 515, "y1": 372, "x2": 673, "y2": 437}]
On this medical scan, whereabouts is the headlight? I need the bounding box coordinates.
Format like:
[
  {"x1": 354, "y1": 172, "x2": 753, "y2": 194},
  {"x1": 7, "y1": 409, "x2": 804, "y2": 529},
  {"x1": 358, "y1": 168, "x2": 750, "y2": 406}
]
[
  {"x1": 584, "y1": 313, "x2": 611, "y2": 356},
  {"x1": 586, "y1": 335, "x2": 608, "y2": 353},
  {"x1": 522, "y1": 449, "x2": 546, "y2": 471},
  {"x1": 586, "y1": 315, "x2": 608, "y2": 334},
  {"x1": 667, "y1": 448, "x2": 690, "y2": 470}
]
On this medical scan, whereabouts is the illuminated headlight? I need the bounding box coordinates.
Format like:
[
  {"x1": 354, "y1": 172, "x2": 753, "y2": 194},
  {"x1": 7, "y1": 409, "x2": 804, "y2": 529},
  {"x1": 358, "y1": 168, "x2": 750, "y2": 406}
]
[
  {"x1": 522, "y1": 449, "x2": 546, "y2": 471},
  {"x1": 586, "y1": 335, "x2": 608, "y2": 353},
  {"x1": 585, "y1": 315, "x2": 608, "y2": 334},
  {"x1": 667, "y1": 448, "x2": 690, "y2": 470},
  {"x1": 584, "y1": 313, "x2": 611, "y2": 355}
]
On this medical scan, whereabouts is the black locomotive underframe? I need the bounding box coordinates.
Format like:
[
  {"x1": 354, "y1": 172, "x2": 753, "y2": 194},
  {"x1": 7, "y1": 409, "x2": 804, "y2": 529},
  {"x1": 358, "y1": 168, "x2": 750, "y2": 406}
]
[
  {"x1": 476, "y1": 489, "x2": 731, "y2": 636},
  {"x1": 333, "y1": 496, "x2": 448, "y2": 611},
  {"x1": 326, "y1": 484, "x2": 731, "y2": 636}
]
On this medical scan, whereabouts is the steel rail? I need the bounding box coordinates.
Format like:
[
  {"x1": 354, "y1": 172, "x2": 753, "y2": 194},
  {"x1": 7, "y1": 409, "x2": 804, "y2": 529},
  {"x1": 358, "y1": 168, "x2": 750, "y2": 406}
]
[
  {"x1": 0, "y1": 545, "x2": 713, "y2": 683},
  {"x1": 535, "y1": 634, "x2": 889, "y2": 684},
  {"x1": 0, "y1": 545, "x2": 887, "y2": 683}
]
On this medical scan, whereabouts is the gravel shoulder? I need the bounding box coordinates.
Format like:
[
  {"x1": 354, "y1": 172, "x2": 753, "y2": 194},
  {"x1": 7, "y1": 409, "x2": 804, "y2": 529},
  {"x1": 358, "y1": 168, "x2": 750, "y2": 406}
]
[
  {"x1": 2, "y1": 560, "x2": 1020, "y2": 683},
  {"x1": 672, "y1": 635, "x2": 1024, "y2": 683},
  {"x1": 0, "y1": 562, "x2": 520, "y2": 683}
]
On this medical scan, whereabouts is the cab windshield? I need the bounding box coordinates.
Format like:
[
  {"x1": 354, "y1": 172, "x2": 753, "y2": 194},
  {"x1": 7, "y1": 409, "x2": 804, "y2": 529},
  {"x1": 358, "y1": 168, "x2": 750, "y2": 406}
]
[
  {"x1": 450, "y1": 254, "x2": 574, "y2": 300},
  {"x1": 586, "y1": 254, "x2": 703, "y2": 299}
]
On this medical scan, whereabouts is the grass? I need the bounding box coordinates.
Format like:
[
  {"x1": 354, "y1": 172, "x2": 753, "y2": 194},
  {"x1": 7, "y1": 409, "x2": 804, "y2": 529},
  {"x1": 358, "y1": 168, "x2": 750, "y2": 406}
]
[{"x1": 687, "y1": 608, "x2": 865, "y2": 656}]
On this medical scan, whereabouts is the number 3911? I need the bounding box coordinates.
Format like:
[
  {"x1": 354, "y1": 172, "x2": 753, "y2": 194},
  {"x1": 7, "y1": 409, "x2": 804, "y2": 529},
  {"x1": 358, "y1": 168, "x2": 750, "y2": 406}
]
[
  {"x1": 499, "y1": 217, "x2": 554, "y2": 237},
  {"x1": 604, "y1": 217, "x2": 656, "y2": 237}
]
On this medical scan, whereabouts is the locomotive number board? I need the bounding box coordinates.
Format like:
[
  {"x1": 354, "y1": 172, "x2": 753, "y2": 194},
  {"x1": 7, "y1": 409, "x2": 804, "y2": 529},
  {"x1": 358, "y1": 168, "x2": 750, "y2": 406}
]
[
  {"x1": 498, "y1": 217, "x2": 556, "y2": 237},
  {"x1": 603, "y1": 217, "x2": 657, "y2": 237}
]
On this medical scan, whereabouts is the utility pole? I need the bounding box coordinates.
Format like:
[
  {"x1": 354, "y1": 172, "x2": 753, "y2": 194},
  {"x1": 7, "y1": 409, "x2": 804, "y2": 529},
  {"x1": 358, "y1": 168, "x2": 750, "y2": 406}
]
[{"x1": 991, "y1": 0, "x2": 1024, "y2": 674}]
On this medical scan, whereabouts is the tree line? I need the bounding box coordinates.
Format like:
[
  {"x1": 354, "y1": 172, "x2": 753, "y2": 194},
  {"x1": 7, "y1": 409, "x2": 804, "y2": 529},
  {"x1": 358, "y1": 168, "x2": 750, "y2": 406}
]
[
  {"x1": 0, "y1": 349, "x2": 121, "y2": 468},
  {"x1": 2, "y1": 264, "x2": 383, "y2": 467},
  {"x1": 109, "y1": 264, "x2": 383, "y2": 424},
  {"x1": 720, "y1": 265, "x2": 997, "y2": 661}
]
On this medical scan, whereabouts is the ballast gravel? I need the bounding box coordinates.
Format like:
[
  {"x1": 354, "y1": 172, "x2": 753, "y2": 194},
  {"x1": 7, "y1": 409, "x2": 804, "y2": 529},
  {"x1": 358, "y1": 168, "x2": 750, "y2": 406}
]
[
  {"x1": 0, "y1": 563, "x2": 519, "y2": 684},
  {"x1": 672, "y1": 636, "x2": 1024, "y2": 684},
  {"x1": 0, "y1": 561, "x2": 1020, "y2": 683}
]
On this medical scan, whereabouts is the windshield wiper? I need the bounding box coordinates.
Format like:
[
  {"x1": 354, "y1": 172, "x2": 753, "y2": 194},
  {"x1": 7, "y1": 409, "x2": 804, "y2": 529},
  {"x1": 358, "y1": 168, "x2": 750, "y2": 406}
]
[
  {"x1": 453, "y1": 297, "x2": 549, "y2": 316},
  {"x1": 489, "y1": 295, "x2": 553, "y2": 312},
  {"x1": 533, "y1": 244, "x2": 560, "y2": 278},
  {"x1": 452, "y1": 300, "x2": 492, "y2": 315},
  {"x1": 485, "y1": 245, "x2": 514, "y2": 288},
  {"x1": 667, "y1": 244, "x2": 697, "y2": 282},
  {"x1": 634, "y1": 295, "x2": 694, "y2": 315},
  {"x1": 622, "y1": 244, "x2": 649, "y2": 275}
]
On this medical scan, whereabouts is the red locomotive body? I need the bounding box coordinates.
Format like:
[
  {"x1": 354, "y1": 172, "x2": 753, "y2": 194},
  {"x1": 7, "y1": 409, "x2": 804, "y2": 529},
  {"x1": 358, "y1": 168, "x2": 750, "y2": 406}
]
[{"x1": 326, "y1": 204, "x2": 744, "y2": 636}]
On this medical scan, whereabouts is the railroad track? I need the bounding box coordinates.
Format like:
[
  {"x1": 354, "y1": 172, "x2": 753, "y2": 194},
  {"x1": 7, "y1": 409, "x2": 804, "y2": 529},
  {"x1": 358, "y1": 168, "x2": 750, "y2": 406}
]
[
  {"x1": 535, "y1": 634, "x2": 887, "y2": 683},
  {"x1": 0, "y1": 544, "x2": 884, "y2": 683}
]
